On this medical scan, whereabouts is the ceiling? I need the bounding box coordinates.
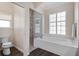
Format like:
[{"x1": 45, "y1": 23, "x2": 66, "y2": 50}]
[
  {"x1": 32, "y1": 2, "x2": 73, "y2": 10},
  {"x1": 33, "y1": 2, "x2": 43, "y2": 8}
]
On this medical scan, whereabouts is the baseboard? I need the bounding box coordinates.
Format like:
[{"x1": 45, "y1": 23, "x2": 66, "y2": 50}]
[
  {"x1": 13, "y1": 44, "x2": 24, "y2": 54},
  {"x1": 13, "y1": 44, "x2": 37, "y2": 56},
  {"x1": 24, "y1": 52, "x2": 30, "y2": 56},
  {"x1": 30, "y1": 47, "x2": 37, "y2": 52}
]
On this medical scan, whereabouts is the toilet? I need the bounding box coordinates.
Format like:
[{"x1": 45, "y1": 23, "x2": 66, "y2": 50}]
[
  {"x1": 1, "y1": 37, "x2": 13, "y2": 55},
  {"x1": 2, "y1": 42, "x2": 12, "y2": 55}
]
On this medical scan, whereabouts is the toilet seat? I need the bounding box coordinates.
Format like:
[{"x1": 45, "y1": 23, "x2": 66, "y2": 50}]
[{"x1": 2, "y1": 42, "x2": 13, "y2": 48}]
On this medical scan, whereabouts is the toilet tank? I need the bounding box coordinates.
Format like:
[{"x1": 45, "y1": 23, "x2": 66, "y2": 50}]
[
  {"x1": 2, "y1": 37, "x2": 9, "y2": 43},
  {"x1": 0, "y1": 37, "x2": 9, "y2": 43}
]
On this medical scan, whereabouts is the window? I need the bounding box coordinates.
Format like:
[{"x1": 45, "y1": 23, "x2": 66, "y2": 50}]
[
  {"x1": 0, "y1": 13, "x2": 11, "y2": 28},
  {"x1": 49, "y1": 14, "x2": 56, "y2": 34},
  {"x1": 49, "y1": 11, "x2": 66, "y2": 35},
  {"x1": 0, "y1": 20, "x2": 10, "y2": 28}
]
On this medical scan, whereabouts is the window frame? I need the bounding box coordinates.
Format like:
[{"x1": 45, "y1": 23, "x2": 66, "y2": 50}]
[{"x1": 49, "y1": 11, "x2": 66, "y2": 35}]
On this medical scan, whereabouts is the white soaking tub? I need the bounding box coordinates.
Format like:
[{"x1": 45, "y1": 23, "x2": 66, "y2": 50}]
[{"x1": 34, "y1": 35, "x2": 78, "y2": 56}]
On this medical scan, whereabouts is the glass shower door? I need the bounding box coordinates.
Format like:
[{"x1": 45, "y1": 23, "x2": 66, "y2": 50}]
[{"x1": 33, "y1": 11, "x2": 42, "y2": 38}]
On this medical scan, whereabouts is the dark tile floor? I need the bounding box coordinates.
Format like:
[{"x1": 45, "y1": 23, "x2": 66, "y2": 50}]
[
  {"x1": 0, "y1": 47, "x2": 59, "y2": 56},
  {"x1": 0, "y1": 47, "x2": 23, "y2": 56},
  {"x1": 29, "y1": 48, "x2": 59, "y2": 56}
]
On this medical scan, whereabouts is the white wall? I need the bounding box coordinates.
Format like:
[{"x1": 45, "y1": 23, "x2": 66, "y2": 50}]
[
  {"x1": 13, "y1": 4, "x2": 25, "y2": 53},
  {"x1": 0, "y1": 3, "x2": 13, "y2": 42},
  {"x1": 75, "y1": 2, "x2": 79, "y2": 56},
  {"x1": 23, "y1": 2, "x2": 34, "y2": 55},
  {"x1": 12, "y1": 2, "x2": 34, "y2": 56}
]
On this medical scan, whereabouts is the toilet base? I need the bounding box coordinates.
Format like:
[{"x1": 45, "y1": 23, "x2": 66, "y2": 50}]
[{"x1": 3, "y1": 48, "x2": 11, "y2": 55}]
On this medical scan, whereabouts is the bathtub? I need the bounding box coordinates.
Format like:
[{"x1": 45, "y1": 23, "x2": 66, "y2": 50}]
[{"x1": 34, "y1": 35, "x2": 78, "y2": 56}]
